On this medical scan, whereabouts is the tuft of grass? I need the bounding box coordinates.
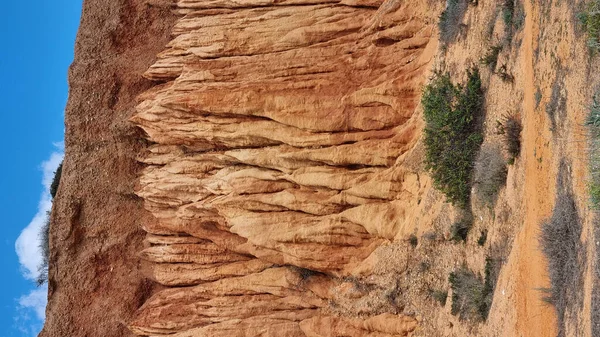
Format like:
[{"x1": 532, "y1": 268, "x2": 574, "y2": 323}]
[
  {"x1": 439, "y1": 0, "x2": 468, "y2": 44},
  {"x1": 502, "y1": 0, "x2": 515, "y2": 29},
  {"x1": 539, "y1": 164, "x2": 583, "y2": 337},
  {"x1": 422, "y1": 68, "x2": 484, "y2": 208},
  {"x1": 477, "y1": 230, "x2": 488, "y2": 246},
  {"x1": 587, "y1": 93, "x2": 600, "y2": 208},
  {"x1": 409, "y1": 234, "x2": 418, "y2": 247},
  {"x1": 449, "y1": 267, "x2": 490, "y2": 321},
  {"x1": 36, "y1": 212, "x2": 50, "y2": 286},
  {"x1": 496, "y1": 114, "x2": 522, "y2": 159},
  {"x1": 449, "y1": 258, "x2": 499, "y2": 322},
  {"x1": 535, "y1": 88, "x2": 542, "y2": 109},
  {"x1": 473, "y1": 144, "x2": 507, "y2": 207},
  {"x1": 430, "y1": 289, "x2": 449, "y2": 306},
  {"x1": 578, "y1": 0, "x2": 600, "y2": 52},
  {"x1": 50, "y1": 161, "x2": 63, "y2": 199},
  {"x1": 480, "y1": 45, "x2": 502, "y2": 69},
  {"x1": 450, "y1": 216, "x2": 473, "y2": 243}
]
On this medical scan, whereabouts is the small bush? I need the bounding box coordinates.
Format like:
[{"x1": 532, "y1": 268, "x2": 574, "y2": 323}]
[
  {"x1": 422, "y1": 68, "x2": 484, "y2": 208},
  {"x1": 450, "y1": 217, "x2": 473, "y2": 242},
  {"x1": 535, "y1": 88, "x2": 542, "y2": 109},
  {"x1": 473, "y1": 144, "x2": 507, "y2": 207},
  {"x1": 439, "y1": 0, "x2": 468, "y2": 44},
  {"x1": 480, "y1": 45, "x2": 502, "y2": 69},
  {"x1": 539, "y1": 165, "x2": 583, "y2": 336},
  {"x1": 497, "y1": 114, "x2": 522, "y2": 159},
  {"x1": 36, "y1": 212, "x2": 50, "y2": 286},
  {"x1": 477, "y1": 230, "x2": 488, "y2": 246},
  {"x1": 50, "y1": 161, "x2": 63, "y2": 199},
  {"x1": 502, "y1": 0, "x2": 515, "y2": 28},
  {"x1": 423, "y1": 231, "x2": 438, "y2": 241},
  {"x1": 578, "y1": 0, "x2": 600, "y2": 51},
  {"x1": 409, "y1": 234, "x2": 418, "y2": 247},
  {"x1": 449, "y1": 267, "x2": 490, "y2": 321},
  {"x1": 588, "y1": 93, "x2": 600, "y2": 208},
  {"x1": 430, "y1": 289, "x2": 449, "y2": 306}
]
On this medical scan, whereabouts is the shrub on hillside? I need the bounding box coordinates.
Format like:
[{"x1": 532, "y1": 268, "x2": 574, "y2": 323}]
[
  {"x1": 50, "y1": 161, "x2": 63, "y2": 199},
  {"x1": 450, "y1": 218, "x2": 472, "y2": 242},
  {"x1": 473, "y1": 144, "x2": 507, "y2": 207},
  {"x1": 439, "y1": 0, "x2": 468, "y2": 44},
  {"x1": 430, "y1": 289, "x2": 448, "y2": 306},
  {"x1": 480, "y1": 45, "x2": 502, "y2": 69},
  {"x1": 578, "y1": 0, "x2": 600, "y2": 51},
  {"x1": 539, "y1": 166, "x2": 583, "y2": 336},
  {"x1": 422, "y1": 68, "x2": 484, "y2": 208},
  {"x1": 36, "y1": 212, "x2": 50, "y2": 286},
  {"x1": 449, "y1": 267, "x2": 489, "y2": 321},
  {"x1": 587, "y1": 93, "x2": 600, "y2": 208}
]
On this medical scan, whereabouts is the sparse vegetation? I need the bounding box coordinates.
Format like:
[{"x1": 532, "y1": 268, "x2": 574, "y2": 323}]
[
  {"x1": 480, "y1": 45, "x2": 502, "y2": 69},
  {"x1": 439, "y1": 0, "x2": 468, "y2": 44},
  {"x1": 497, "y1": 64, "x2": 514, "y2": 83},
  {"x1": 450, "y1": 216, "x2": 473, "y2": 242},
  {"x1": 477, "y1": 230, "x2": 488, "y2": 246},
  {"x1": 36, "y1": 212, "x2": 50, "y2": 286},
  {"x1": 587, "y1": 94, "x2": 600, "y2": 337},
  {"x1": 578, "y1": 0, "x2": 600, "y2": 51},
  {"x1": 539, "y1": 165, "x2": 583, "y2": 337},
  {"x1": 502, "y1": 0, "x2": 515, "y2": 29},
  {"x1": 496, "y1": 113, "x2": 522, "y2": 159},
  {"x1": 421, "y1": 68, "x2": 484, "y2": 207},
  {"x1": 50, "y1": 161, "x2": 63, "y2": 199},
  {"x1": 430, "y1": 289, "x2": 448, "y2": 306},
  {"x1": 423, "y1": 231, "x2": 438, "y2": 241},
  {"x1": 409, "y1": 234, "x2": 418, "y2": 247},
  {"x1": 449, "y1": 266, "x2": 491, "y2": 321},
  {"x1": 473, "y1": 144, "x2": 507, "y2": 207},
  {"x1": 587, "y1": 93, "x2": 600, "y2": 208},
  {"x1": 535, "y1": 88, "x2": 542, "y2": 109}
]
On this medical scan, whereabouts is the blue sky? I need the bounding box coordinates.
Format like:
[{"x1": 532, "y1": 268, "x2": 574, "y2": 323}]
[{"x1": 0, "y1": 1, "x2": 82, "y2": 336}]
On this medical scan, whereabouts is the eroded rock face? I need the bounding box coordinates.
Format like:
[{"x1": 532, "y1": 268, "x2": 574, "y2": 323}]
[{"x1": 131, "y1": 0, "x2": 437, "y2": 335}]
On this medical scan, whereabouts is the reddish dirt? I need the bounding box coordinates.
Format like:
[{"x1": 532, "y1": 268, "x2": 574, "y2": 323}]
[{"x1": 39, "y1": 1, "x2": 175, "y2": 336}]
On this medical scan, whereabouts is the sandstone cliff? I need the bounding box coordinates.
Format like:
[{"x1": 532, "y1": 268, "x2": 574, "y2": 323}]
[{"x1": 129, "y1": 0, "x2": 441, "y2": 336}]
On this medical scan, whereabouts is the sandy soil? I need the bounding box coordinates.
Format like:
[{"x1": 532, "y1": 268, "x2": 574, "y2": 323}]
[{"x1": 39, "y1": 1, "x2": 175, "y2": 336}]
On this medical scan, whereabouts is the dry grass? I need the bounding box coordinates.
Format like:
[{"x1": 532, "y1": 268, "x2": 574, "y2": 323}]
[
  {"x1": 473, "y1": 143, "x2": 507, "y2": 207},
  {"x1": 539, "y1": 163, "x2": 584, "y2": 337}
]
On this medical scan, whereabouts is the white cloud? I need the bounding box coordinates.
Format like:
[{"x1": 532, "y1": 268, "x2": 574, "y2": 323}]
[
  {"x1": 14, "y1": 286, "x2": 47, "y2": 337},
  {"x1": 15, "y1": 149, "x2": 63, "y2": 280},
  {"x1": 13, "y1": 145, "x2": 64, "y2": 336},
  {"x1": 18, "y1": 286, "x2": 48, "y2": 321}
]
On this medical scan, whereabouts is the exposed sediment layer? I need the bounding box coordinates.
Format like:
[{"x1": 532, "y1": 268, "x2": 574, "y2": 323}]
[{"x1": 131, "y1": 1, "x2": 438, "y2": 335}]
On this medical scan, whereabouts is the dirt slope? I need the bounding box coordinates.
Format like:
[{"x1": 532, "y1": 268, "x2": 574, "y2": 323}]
[{"x1": 40, "y1": 1, "x2": 175, "y2": 336}]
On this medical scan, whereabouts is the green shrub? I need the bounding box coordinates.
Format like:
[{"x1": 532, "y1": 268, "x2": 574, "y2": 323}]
[
  {"x1": 480, "y1": 45, "x2": 502, "y2": 69},
  {"x1": 473, "y1": 144, "x2": 507, "y2": 207},
  {"x1": 578, "y1": 0, "x2": 600, "y2": 52},
  {"x1": 439, "y1": 0, "x2": 468, "y2": 44},
  {"x1": 422, "y1": 68, "x2": 484, "y2": 208},
  {"x1": 502, "y1": 0, "x2": 515, "y2": 28},
  {"x1": 50, "y1": 161, "x2": 63, "y2": 199},
  {"x1": 36, "y1": 212, "x2": 50, "y2": 286}
]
